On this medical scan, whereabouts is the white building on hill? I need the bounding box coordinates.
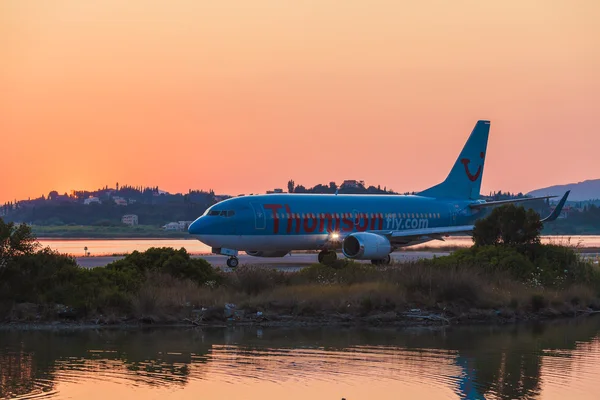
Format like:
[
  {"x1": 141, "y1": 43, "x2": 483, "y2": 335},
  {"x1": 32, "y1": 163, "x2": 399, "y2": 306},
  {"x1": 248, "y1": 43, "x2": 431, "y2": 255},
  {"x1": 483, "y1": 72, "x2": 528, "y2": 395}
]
[
  {"x1": 121, "y1": 214, "x2": 139, "y2": 226},
  {"x1": 84, "y1": 197, "x2": 101, "y2": 205}
]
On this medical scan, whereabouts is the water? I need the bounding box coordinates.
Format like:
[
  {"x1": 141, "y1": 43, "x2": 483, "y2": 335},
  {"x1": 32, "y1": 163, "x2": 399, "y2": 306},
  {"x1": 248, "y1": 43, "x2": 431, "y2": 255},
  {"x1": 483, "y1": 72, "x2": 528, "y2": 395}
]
[
  {"x1": 38, "y1": 239, "x2": 213, "y2": 257},
  {"x1": 2, "y1": 318, "x2": 600, "y2": 399},
  {"x1": 38, "y1": 236, "x2": 600, "y2": 256}
]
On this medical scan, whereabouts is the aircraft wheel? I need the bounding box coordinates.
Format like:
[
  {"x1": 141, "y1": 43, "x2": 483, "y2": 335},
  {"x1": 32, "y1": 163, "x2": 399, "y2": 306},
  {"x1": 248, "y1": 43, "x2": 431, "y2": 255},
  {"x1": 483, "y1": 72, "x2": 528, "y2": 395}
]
[
  {"x1": 227, "y1": 257, "x2": 239, "y2": 268},
  {"x1": 318, "y1": 250, "x2": 326, "y2": 263},
  {"x1": 371, "y1": 255, "x2": 391, "y2": 265}
]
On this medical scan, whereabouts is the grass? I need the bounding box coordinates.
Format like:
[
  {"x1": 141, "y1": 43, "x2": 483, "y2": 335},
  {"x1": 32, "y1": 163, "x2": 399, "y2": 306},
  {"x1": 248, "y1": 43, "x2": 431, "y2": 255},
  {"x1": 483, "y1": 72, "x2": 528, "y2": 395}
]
[
  {"x1": 4, "y1": 245, "x2": 600, "y2": 326},
  {"x1": 125, "y1": 261, "x2": 600, "y2": 324}
]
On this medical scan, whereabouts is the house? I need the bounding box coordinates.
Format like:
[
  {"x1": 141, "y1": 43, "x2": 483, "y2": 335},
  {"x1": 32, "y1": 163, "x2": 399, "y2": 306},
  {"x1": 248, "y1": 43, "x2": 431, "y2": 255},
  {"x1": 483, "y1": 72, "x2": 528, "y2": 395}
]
[
  {"x1": 266, "y1": 188, "x2": 284, "y2": 194},
  {"x1": 121, "y1": 214, "x2": 139, "y2": 226},
  {"x1": 84, "y1": 197, "x2": 102, "y2": 205},
  {"x1": 162, "y1": 221, "x2": 192, "y2": 231},
  {"x1": 162, "y1": 222, "x2": 183, "y2": 231},
  {"x1": 113, "y1": 196, "x2": 128, "y2": 206}
]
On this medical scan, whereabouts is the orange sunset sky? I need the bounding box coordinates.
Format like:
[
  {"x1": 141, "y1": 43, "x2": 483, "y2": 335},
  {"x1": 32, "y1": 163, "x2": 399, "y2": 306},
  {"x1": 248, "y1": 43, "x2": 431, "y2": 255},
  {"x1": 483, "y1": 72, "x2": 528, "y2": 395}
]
[{"x1": 2, "y1": 0, "x2": 599, "y2": 203}]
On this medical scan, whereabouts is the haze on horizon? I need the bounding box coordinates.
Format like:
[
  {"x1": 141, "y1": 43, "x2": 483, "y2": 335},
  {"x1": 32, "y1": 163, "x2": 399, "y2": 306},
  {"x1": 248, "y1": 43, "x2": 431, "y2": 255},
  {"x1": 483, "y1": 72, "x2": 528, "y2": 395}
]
[{"x1": 2, "y1": 0, "x2": 599, "y2": 204}]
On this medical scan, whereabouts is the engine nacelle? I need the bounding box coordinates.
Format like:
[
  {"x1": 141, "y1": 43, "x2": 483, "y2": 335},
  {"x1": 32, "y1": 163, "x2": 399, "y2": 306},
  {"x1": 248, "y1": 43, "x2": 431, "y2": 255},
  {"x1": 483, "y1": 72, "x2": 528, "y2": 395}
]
[
  {"x1": 245, "y1": 250, "x2": 290, "y2": 258},
  {"x1": 342, "y1": 232, "x2": 391, "y2": 260}
]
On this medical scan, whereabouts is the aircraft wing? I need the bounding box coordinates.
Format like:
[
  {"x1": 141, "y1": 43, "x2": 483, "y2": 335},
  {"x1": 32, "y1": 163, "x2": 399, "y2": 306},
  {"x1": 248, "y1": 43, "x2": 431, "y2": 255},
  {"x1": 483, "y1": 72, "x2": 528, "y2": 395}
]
[
  {"x1": 468, "y1": 195, "x2": 557, "y2": 209},
  {"x1": 540, "y1": 190, "x2": 570, "y2": 222},
  {"x1": 383, "y1": 191, "x2": 569, "y2": 242},
  {"x1": 388, "y1": 225, "x2": 474, "y2": 241}
]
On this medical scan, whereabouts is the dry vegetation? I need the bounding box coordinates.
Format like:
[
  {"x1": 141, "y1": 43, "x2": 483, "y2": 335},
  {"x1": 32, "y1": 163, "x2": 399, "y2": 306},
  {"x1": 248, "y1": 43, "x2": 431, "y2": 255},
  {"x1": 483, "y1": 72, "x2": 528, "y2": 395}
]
[{"x1": 128, "y1": 259, "x2": 600, "y2": 326}]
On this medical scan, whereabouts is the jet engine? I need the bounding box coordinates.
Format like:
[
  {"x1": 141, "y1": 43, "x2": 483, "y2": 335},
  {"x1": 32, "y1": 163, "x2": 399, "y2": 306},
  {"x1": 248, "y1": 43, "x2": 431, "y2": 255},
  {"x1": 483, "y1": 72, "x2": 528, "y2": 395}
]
[
  {"x1": 245, "y1": 250, "x2": 290, "y2": 258},
  {"x1": 342, "y1": 232, "x2": 391, "y2": 260}
]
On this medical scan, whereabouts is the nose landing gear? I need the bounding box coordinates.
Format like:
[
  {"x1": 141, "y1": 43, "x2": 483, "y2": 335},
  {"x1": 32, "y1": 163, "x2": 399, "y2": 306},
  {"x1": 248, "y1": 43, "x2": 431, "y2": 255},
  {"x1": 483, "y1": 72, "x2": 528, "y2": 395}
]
[{"x1": 212, "y1": 247, "x2": 240, "y2": 269}]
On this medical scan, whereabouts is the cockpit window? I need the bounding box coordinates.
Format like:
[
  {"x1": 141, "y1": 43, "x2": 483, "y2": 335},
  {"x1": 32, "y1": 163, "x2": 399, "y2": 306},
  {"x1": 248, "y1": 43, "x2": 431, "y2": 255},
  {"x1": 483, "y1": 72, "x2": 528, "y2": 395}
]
[{"x1": 207, "y1": 210, "x2": 235, "y2": 217}]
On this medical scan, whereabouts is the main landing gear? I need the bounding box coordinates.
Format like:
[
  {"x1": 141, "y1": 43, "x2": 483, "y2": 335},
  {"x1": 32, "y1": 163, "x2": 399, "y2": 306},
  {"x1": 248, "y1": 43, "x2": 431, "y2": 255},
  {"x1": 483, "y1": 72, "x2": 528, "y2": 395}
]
[
  {"x1": 371, "y1": 255, "x2": 392, "y2": 266},
  {"x1": 226, "y1": 257, "x2": 239, "y2": 268},
  {"x1": 318, "y1": 249, "x2": 337, "y2": 264}
]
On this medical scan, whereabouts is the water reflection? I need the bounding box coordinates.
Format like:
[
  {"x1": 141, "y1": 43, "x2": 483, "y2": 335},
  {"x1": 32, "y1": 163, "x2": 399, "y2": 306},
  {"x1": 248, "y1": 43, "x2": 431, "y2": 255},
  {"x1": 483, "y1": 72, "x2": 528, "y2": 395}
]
[{"x1": 1, "y1": 318, "x2": 599, "y2": 399}]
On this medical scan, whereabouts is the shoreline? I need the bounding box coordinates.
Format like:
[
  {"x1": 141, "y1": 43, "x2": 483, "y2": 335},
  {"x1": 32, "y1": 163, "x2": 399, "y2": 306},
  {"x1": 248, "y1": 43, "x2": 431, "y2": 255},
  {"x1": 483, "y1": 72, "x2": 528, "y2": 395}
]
[{"x1": 3, "y1": 306, "x2": 599, "y2": 331}]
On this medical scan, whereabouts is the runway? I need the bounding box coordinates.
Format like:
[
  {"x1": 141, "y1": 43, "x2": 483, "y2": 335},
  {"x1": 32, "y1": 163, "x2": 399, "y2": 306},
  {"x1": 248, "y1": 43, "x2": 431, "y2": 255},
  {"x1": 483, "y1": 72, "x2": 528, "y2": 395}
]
[{"x1": 75, "y1": 251, "x2": 451, "y2": 270}]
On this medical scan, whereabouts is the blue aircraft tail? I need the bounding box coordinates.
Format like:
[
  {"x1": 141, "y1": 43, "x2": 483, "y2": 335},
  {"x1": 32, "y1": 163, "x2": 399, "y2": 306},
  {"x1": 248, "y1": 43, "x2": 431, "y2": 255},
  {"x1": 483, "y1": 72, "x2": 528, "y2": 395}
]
[{"x1": 418, "y1": 120, "x2": 490, "y2": 200}]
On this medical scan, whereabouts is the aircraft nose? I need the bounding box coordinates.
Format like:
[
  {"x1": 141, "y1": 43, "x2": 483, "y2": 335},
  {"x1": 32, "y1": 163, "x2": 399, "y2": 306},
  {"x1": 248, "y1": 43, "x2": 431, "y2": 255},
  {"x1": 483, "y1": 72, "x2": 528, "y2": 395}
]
[{"x1": 188, "y1": 217, "x2": 208, "y2": 234}]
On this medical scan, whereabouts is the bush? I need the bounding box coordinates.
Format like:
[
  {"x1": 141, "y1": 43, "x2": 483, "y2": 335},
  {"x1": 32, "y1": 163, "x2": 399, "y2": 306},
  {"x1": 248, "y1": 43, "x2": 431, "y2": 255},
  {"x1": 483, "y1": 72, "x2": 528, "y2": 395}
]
[
  {"x1": 106, "y1": 247, "x2": 221, "y2": 286},
  {"x1": 0, "y1": 246, "x2": 223, "y2": 318},
  {"x1": 473, "y1": 204, "x2": 542, "y2": 246},
  {"x1": 429, "y1": 243, "x2": 600, "y2": 289}
]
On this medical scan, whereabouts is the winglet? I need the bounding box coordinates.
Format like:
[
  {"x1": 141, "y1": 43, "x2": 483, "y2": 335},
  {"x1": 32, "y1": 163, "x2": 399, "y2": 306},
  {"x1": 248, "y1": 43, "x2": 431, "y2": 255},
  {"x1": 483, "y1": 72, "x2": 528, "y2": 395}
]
[{"x1": 541, "y1": 191, "x2": 570, "y2": 223}]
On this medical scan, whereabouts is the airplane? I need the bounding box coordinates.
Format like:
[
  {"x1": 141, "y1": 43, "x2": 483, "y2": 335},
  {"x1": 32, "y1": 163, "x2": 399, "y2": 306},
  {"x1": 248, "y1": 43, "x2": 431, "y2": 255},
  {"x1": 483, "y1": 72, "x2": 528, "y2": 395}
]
[{"x1": 188, "y1": 120, "x2": 570, "y2": 268}]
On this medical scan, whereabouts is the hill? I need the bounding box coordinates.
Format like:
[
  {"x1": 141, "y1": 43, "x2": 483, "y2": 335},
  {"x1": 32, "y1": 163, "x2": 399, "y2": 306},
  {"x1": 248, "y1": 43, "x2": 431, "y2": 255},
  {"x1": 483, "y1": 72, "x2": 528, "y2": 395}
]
[{"x1": 527, "y1": 179, "x2": 600, "y2": 202}]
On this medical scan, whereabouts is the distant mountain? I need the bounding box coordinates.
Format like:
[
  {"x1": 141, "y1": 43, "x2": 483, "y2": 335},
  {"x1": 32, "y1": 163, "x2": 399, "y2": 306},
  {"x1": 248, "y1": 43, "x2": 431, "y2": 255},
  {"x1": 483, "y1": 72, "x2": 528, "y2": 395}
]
[{"x1": 527, "y1": 179, "x2": 600, "y2": 202}]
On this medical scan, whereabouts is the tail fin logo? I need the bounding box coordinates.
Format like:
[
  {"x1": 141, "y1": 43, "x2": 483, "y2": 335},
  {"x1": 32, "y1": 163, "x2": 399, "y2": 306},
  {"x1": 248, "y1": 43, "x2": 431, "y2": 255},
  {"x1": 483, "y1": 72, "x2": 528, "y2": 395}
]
[{"x1": 460, "y1": 152, "x2": 485, "y2": 182}]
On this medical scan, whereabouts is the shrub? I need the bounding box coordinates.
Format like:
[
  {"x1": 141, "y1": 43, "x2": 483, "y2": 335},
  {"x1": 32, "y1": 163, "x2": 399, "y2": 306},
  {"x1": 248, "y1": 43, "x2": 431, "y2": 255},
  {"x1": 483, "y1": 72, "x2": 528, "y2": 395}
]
[
  {"x1": 106, "y1": 247, "x2": 221, "y2": 286},
  {"x1": 0, "y1": 246, "x2": 223, "y2": 318},
  {"x1": 429, "y1": 244, "x2": 600, "y2": 289},
  {"x1": 473, "y1": 204, "x2": 542, "y2": 246}
]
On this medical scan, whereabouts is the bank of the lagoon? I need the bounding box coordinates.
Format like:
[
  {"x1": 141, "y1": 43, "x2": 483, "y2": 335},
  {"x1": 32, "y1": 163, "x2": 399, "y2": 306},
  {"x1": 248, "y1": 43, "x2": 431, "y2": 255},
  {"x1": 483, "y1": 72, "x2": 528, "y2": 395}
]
[{"x1": 3, "y1": 249, "x2": 600, "y2": 331}]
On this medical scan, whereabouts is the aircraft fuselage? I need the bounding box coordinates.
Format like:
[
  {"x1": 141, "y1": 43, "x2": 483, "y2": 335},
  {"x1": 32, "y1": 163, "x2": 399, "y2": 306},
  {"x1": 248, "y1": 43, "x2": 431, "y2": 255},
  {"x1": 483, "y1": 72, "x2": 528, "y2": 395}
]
[{"x1": 188, "y1": 193, "x2": 482, "y2": 251}]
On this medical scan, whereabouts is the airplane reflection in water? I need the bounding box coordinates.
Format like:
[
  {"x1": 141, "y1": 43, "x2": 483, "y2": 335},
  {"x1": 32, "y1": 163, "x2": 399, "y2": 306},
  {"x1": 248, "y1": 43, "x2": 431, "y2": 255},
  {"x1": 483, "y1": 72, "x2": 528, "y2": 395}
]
[
  {"x1": 2, "y1": 319, "x2": 600, "y2": 399},
  {"x1": 188, "y1": 120, "x2": 569, "y2": 268}
]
